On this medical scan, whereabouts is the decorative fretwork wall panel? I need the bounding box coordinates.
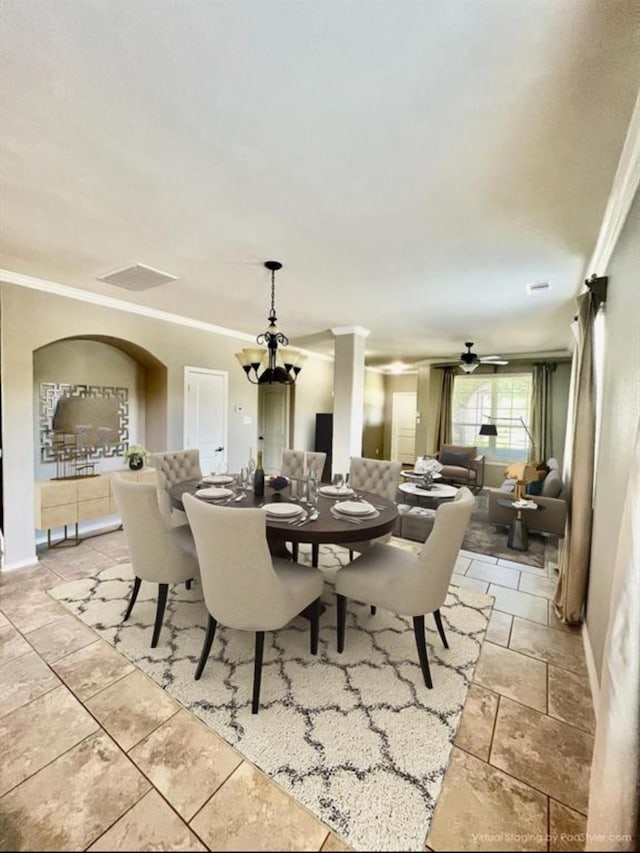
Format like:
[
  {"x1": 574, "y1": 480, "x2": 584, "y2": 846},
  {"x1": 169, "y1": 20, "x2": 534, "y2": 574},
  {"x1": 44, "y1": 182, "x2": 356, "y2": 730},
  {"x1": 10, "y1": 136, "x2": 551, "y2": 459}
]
[{"x1": 40, "y1": 383, "x2": 129, "y2": 462}]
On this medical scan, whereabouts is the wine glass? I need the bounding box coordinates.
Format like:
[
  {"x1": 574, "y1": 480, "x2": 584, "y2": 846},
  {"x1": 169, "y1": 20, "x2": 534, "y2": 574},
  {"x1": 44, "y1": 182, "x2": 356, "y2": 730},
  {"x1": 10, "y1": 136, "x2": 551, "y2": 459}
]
[{"x1": 332, "y1": 473, "x2": 344, "y2": 489}]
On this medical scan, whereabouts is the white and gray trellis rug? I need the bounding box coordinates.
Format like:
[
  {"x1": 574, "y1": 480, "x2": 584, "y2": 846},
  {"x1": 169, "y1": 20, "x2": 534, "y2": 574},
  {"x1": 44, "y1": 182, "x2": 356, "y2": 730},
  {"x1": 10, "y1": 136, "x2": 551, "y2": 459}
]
[{"x1": 49, "y1": 543, "x2": 493, "y2": 852}]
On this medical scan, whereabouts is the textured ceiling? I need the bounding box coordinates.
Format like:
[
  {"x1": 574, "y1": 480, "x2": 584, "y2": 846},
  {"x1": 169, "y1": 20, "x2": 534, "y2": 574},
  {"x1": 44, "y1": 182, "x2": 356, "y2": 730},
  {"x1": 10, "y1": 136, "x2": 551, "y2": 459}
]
[{"x1": 1, "y1": 0, "x2": 639, "y2": 366}]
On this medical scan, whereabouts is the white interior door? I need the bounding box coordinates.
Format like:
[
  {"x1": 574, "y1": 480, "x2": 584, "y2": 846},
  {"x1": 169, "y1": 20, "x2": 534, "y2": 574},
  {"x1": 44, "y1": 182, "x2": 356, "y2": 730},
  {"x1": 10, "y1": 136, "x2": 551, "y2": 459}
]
[
  {"x1": 184, "y1": 368, "x2": 228, "y2": 474},
  {"x1": 391, "y1": 392, "x2": 417, "y2": 464},
  {"x1": 258, "y1": 384, "x2": 290, "y2": 474}
]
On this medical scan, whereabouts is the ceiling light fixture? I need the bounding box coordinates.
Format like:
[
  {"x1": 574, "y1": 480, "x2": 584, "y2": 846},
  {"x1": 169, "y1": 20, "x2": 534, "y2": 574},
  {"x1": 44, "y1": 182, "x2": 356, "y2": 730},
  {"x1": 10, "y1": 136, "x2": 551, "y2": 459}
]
[{"x1": 234, "y1": 260, "x2": 306, "y2": 384}]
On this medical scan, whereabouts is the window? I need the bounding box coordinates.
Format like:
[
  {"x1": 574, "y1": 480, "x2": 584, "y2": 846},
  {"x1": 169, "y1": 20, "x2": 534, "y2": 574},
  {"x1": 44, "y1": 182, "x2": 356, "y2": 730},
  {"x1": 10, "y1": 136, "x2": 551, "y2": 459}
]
[{"x1": 452, "y1": 373, "x2": 533, "y2": 462}]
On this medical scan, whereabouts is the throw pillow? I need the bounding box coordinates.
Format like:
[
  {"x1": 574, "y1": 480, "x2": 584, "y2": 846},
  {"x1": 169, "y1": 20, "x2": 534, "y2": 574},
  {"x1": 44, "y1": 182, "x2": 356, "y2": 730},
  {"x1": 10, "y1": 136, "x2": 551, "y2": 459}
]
[
  {"x1": 541, "y1": 469, "x2": 563, "y2": 498},
  {"x1": 440, "y1": 449, "x2": 471, "y2": 468},
  {"x1": 526, "y1": 479, "x2": 544, "y2": 496}
]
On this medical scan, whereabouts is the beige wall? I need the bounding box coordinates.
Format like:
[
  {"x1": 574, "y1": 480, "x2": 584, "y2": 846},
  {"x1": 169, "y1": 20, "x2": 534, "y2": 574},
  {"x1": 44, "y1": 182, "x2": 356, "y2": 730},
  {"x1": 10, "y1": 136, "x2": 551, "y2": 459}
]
[
  {"x1": 362, "y1": 369, "x2": 385, "y2": 459},
  {"x1": 586, "y1": 187, "x2": 640, "y2": 677},
  {"x1": 0, "y1": 283, "x2": 333, "y2": 568}
]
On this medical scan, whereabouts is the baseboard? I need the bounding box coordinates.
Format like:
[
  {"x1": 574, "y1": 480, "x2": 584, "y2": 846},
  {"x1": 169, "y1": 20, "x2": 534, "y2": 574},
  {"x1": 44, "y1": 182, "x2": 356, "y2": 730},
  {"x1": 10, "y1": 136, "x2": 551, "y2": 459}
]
[
  {"x1": 2, "y1": 555, "x2": 39, "y2": 571},
  {"x1": 582, "y1": 621, "x2": 600, "y2": 722}
]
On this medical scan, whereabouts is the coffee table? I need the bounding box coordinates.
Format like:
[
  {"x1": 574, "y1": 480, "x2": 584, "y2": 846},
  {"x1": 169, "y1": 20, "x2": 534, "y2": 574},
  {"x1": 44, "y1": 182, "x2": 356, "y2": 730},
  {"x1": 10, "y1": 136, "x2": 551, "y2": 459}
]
[{"x1": 398, "y1": 481, "x2": 458, "y2": 506}]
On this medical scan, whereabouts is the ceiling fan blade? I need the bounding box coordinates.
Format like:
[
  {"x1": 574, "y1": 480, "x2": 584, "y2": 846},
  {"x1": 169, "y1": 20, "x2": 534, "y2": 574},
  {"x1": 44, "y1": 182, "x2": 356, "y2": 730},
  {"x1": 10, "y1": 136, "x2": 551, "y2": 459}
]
[
  {"x1": 480, "y1": 357, "x2": 509, "y2": 364},
  {"x1": 479, "y1": 355, "x2": 504, "y2": 361}
]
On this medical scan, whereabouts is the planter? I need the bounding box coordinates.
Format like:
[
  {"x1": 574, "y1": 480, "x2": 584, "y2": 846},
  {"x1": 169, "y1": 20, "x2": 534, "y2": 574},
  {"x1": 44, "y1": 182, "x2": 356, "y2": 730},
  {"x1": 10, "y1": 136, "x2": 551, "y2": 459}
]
[{"x1": 128, "y1": 456, "x2": 144, "y2": 471}]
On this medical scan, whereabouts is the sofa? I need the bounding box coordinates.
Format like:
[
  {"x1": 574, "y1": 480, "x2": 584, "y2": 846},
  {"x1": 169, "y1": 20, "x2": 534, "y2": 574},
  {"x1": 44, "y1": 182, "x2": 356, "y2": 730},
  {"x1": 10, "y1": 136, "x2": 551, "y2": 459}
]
[
  {"x1": 487, "y1": 460, "x2": 567, "y2": 537},
  {"x1": 434, "y1": 444, "x2": 485, "y2": 492}
]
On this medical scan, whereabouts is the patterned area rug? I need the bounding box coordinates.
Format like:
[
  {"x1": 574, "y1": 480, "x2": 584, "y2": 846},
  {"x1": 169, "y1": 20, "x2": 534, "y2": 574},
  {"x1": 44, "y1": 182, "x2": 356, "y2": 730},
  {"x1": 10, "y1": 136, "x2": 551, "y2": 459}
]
[
  {"x1": 49, "y1": 543, "x2": 492, "y2": 852},
  {"x1": 461, "y1": 492, "x2": 557, "y2": 568}
]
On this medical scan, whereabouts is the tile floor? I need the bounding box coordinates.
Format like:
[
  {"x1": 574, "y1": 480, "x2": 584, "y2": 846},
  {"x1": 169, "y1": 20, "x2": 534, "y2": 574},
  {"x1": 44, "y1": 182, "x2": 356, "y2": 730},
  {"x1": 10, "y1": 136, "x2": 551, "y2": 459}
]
[{"x1": 0, "y1": 530, "x2": 595, "y2": 851}]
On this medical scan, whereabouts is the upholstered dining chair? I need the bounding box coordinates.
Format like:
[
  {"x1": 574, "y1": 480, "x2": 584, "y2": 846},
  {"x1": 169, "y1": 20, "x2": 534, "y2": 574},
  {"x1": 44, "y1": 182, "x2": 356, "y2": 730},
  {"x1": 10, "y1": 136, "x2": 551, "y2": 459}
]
[
  {"x1": 147, "y1": 448, "x2": 203, "y2": 526},
  {"x1": 183, "y1": 494, "x2": 325, "y2": 714},
  {"x1": 281, "y1": 450, "x2": 327, "y2": 481},
  {"x1": 111, "y1": 476, "x2": 199, "y2": 648},
  {"x1": 344, "y1": 457, "x2": 403, "y2": 563},
  {"x1": 335, "y1": 486, "x2": 475, "y2": 688}
]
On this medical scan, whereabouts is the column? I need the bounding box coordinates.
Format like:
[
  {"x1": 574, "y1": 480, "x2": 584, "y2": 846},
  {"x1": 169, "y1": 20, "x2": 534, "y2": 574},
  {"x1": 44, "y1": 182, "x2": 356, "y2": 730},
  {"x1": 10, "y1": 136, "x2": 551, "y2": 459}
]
[{"x1": 331, "y1": 326, "x2": 370, "y2": 475}]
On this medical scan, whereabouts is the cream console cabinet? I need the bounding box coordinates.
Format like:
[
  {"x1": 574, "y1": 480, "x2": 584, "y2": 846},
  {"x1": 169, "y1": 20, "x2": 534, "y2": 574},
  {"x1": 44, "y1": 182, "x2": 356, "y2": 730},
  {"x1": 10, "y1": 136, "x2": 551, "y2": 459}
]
[{"x1": 35, "y1": 468, "x2": 158, "y2": 547}]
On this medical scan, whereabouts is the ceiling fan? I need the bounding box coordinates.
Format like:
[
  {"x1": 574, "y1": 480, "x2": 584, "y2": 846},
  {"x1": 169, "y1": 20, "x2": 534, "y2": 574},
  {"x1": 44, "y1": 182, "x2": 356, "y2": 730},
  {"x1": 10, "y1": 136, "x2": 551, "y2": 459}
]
[{"x1": 458, "y1": 342, "x2": 509, "y2": 373}]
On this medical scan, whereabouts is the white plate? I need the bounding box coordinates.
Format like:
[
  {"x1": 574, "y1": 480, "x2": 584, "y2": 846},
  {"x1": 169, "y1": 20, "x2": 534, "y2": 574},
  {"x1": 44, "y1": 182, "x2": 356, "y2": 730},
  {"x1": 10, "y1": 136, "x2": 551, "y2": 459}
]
[
  {"x1": 319, "y1": 485, "x2": 354, "y2": 497},
  {"x1": 195, "y1": 487, "x2": 233, "y2": 499},
  {"x1": 333, "y1": 500, "x2": 376, "y2": 516},
  {"x1": 264, "y1": 502, "x2": 304, "y2": 518},
  {"x1": 201, "y1": 475, "x2": 235, "y2": 485}
]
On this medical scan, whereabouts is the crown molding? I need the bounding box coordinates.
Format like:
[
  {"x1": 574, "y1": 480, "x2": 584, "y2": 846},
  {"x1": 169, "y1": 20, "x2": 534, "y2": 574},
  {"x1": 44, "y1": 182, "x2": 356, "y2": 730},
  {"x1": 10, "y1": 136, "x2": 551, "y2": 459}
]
[
  {"x1": 586, "y1": 89, "x2": 640, "y2": 279},
  {"x1": 330, "y1": 325, "x2": 370, "y2": 338},
  {"x1": 0, "y1": 268, "x2": 333, "y2": 361}
]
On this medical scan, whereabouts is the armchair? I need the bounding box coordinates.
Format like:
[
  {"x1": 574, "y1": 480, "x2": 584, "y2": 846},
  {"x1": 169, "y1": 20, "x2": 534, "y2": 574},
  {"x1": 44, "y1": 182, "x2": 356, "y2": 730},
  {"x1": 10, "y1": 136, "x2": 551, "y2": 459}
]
[{"x1": 434, "y1": 445, "x2": 485, "y2": 492}]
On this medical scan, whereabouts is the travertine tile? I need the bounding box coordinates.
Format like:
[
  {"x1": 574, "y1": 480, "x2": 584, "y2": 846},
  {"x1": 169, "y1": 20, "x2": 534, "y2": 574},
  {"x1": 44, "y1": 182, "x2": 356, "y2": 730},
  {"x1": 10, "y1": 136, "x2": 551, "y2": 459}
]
[
  {"x1": 191, "y1": 761, "x2": 328, "y2": 851},
  {"x1": 548, "y1": 666, "x2": 595, "y2": 734},
  {"x1": 427, "y1": 748, "x2": 548, "y2": 851},
  {"x1": 51, "y1": 640, "x2": 135, "y2": 700},
  {"x1": 0, "y1": 650, "x2": 60, "y2": 719},
  {"x1": 453, "y1": 555, "x2": 471, "y2": 575},
  {"x1": 87, "y1": 670, "x2": 180, "y2": 751},
  {"x1": 87, "y1": 790, "x2": 206, "y2": 851},
  {"x1": 474, "y1": 643, "x2": 547, "y2": 712},
  {"x1": 44, "y1": 549, "x2": 116, "y2": 581},
  {"x1": 451, "y1": 575, "x2": 490, "y2": 594},
  {"x1": 518, "y1": 573, "x2": 557, "y2": 599},
  {"x1": 88, "y1": 532, "x2": 131, "y2": 564},
  {"x1": 488, "y1": 586, "x2": 548, "y2": 625},
  {"x1": 0, "y1": 732, "x2": 149, "y2": 851},
  {"x1": 549, "y1": 799, "x2": 587, "y2": 851},
  {"x1": 0, "y1": 685, "x2": 99, "y2": 796},
  {"x1": 0, "y1": 622, "x2": 31, "y2": 668},
  {"x1": 0, "y1": 564, "x2": 61, "y2": 593},
  {"x1": 25, "y1": 614, "x2": 97, "y2": 663},
  {"x1": 497, "y1": 557, "x2": 547, "y2": 575},
  {"x1": 129, "y1": 709, "x2": 241, "y2": 820},
  {"x1": 322, "y1": 831, "x2": 352, "y2": 851},
  {"x1": 0, "y1": 589, "x2": 68, "y2": 634},
  {"x1": 460, "y1": 550, "x2": 497, "y2": 564},
  {"x1": 467, "y1": 561, "x2": 520, "y2": 589},
  {"x1": 455, "y1": 683, "x2": 499, "y2": 761},
  {"x1": 490, "y1": 697, "x2": 593, "y2": 813},
  {"x1": 509, "y1": 618, "x2": 587, "y2": 677},
  {"x1": 485, "y1": 610, "x2": 512, "y2": 647}
]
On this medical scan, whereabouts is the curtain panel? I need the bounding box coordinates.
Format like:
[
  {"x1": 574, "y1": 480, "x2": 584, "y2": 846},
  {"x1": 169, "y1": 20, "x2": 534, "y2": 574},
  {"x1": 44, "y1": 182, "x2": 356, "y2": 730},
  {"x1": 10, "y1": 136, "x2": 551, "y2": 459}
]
[
  {"x1": 435, "y1": 367, "x2": 455, "y2": 450},
  {"x1": 554, "y1": 291, "x2": 598, "y2": 624},
  {"x1": 531, "y1": 362, "x2": 556, "y2": 462}
]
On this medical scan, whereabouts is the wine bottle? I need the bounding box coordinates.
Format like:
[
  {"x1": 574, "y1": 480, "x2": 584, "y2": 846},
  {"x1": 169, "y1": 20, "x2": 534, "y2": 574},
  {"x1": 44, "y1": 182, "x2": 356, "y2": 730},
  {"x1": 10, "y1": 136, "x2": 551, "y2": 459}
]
[{"x1": 253, "y1": 449, "x2": 265, "y2": 498}]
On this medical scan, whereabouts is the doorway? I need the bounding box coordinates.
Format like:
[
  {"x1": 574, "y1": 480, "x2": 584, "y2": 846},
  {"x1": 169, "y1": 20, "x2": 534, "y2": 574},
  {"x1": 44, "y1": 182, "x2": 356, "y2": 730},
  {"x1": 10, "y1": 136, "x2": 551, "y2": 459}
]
[
  {"x1": 258, "y1": 383, "x2": 291, "y2": 474},
  {"x1": 184, "y1": 367, "x2": 228, "y2": 474},
  {"x1": 391, "y1": 392, "x2": 417, "y2": 464}
]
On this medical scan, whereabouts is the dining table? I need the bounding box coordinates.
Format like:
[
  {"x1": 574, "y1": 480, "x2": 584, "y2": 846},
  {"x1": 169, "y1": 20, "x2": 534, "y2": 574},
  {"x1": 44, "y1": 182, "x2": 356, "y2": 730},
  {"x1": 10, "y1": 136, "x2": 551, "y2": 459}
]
[{"x1": 168, "y1": 478, "x2": 399, "y2": 568}]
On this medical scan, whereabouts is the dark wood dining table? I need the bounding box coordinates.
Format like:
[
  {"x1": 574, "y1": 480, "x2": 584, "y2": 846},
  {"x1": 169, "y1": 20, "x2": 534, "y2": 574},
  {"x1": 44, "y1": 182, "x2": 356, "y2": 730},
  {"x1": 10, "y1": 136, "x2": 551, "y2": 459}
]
[{"x1": 169, "y1": 479, "x2": 398, "y2": 567}]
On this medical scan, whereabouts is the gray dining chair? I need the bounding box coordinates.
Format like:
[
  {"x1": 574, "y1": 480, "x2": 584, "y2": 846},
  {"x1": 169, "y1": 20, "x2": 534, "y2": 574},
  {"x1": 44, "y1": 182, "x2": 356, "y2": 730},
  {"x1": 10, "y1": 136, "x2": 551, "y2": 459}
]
[
  {"x1": 112, "y1": 476, "x2": 199, "y2": 648},
  {"x1": 335, "y1": 487, "x2": 475, "y2": 688},
  {"x1": 183, "y1": 494, "x2": 325, "y2": 714}
]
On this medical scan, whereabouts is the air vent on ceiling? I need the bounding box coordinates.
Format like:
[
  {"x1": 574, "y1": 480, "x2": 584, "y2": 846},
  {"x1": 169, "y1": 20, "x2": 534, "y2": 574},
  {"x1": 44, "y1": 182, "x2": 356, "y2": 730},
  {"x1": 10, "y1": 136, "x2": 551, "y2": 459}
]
[
  {"x1": 526, "y1": 281, "x2": 551, "y2": 294},
  {"x1": 97, "y1": 264, "x2": 178, "y2": 291}
]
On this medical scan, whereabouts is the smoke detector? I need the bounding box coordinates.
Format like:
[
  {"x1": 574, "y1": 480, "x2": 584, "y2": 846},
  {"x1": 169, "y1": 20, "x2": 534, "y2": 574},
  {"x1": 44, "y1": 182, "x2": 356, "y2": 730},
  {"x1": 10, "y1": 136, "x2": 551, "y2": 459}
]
[
  {"x1": 97, "y1": 264, "x2": 178, "y2": 291},
  {"x1": 526, "y1": 281, "x2": 551, "y2": 295}
]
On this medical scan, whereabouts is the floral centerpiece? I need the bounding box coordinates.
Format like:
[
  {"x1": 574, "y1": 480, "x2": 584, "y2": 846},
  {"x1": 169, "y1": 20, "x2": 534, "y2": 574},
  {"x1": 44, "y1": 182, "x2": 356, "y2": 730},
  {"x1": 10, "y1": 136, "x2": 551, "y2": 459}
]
[
  {"x1": 124, "y1": 444, "x2": 148, "y2": 471},
  {"x1": 267, "y1": 475, "x2": 289, "y2": 498}
]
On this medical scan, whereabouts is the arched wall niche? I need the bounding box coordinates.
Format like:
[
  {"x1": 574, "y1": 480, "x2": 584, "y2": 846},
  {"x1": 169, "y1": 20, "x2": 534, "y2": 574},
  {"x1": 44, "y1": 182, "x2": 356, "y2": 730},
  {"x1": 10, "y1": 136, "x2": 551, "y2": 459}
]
[{"x1": 33, "y1": 334, "x2": 168, "y2": 479}]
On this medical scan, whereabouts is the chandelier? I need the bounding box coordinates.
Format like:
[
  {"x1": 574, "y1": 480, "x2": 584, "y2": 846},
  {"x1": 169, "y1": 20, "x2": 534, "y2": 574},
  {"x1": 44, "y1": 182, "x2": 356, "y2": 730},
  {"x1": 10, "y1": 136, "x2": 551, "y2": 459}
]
[{"x1": 234, "y1": 260, "x2": 306, "y2": 384}]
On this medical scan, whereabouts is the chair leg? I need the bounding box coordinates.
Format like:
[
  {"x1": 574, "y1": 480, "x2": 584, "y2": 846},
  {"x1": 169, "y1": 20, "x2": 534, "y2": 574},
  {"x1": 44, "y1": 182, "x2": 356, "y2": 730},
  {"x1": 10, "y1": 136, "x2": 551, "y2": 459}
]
[
  {"x1": 195, "y1": 614, "x2": 217, "y2": 680},
  {"x1": 151, "y1": 583, "x2": 169, "y2": 648},
  {"x1": 291, "y1": 542, "x2": 299, "y2": 561},
  {"x1": 349, "y1": 549, "x2": 354, "y2": 561},
  {"x1": 337, "y1": 594, "x2": 347, "y2": 653},
  {"x1": 186, "y1": 579, "x2": 192, "y2": 590},
  {"x1": 433, "y1": 609, "x2": 449, "y2": 649},
  {"x1": 311, "y1": 544, "x2": 319, "y2": 567},
  {"x1": 370, "y1": 605, "x2": 377, "y2": 615},
  {"x1": 252, "y1": 631, "x2": 265, "y2": 714},
  {"x1": 124, "y1": 576, "x2": 141, "y2": 621},
  {"x1": 309, "y1": 597, "x2": 321, "y2": 655},
  {"x1": 412, "y1": 615, "x2": 433, "y2": 688}
]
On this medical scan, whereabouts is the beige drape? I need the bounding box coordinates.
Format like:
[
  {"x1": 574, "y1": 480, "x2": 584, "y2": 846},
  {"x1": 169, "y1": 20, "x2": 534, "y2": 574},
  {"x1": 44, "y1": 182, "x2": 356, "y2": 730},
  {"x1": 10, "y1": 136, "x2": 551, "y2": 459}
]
[
  {"x1": 554, "y1": 292, "x2": 597, "y2": 623},
  {"x1": 586, "y1": 416, "x2": 640, "y2": 851},
  {"x1": 435, "y1": 367, "x2": 455, "y2": 450},
  {"x1": 531, "y1": 362, "x2": 555, "y2": 463}
]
